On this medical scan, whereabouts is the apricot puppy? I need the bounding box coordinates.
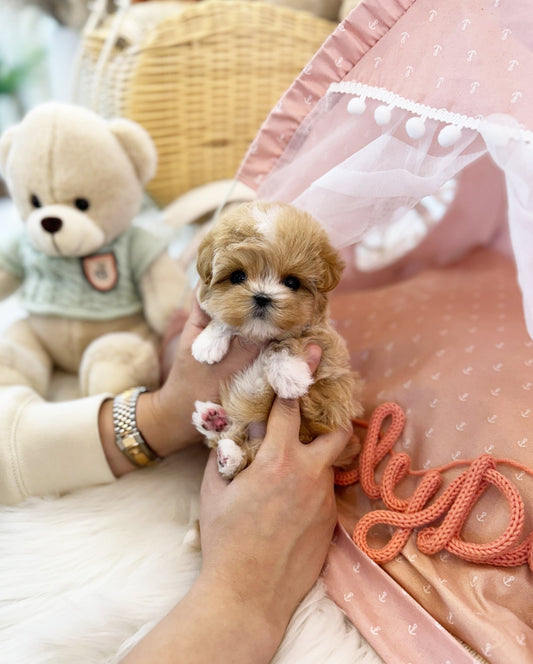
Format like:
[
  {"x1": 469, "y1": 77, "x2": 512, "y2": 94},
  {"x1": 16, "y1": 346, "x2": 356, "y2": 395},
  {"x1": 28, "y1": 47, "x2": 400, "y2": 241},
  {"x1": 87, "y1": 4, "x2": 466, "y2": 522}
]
[{"x1": 192, "y1": 201, "x2": 363, "y2": 478}]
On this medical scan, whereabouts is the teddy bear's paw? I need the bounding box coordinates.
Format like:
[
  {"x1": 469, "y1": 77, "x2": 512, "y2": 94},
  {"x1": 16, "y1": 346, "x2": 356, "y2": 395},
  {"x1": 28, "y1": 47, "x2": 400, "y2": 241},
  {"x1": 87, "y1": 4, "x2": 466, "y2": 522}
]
[
  {"x1": 193, "y1": 400, "x2": 230, "y2": 439},
  {"x1": 80, "y1": 333, "x2": 159, "y2": 396},
  {"x1": 216, "y1": 438, "x2": 246, "y2": 479},
  {"x1": 0, "y1": 340, "x2": 50, "y2": 394},
  {"x1": 264, "y1": 350, "x2": 313, "y2": 399}
]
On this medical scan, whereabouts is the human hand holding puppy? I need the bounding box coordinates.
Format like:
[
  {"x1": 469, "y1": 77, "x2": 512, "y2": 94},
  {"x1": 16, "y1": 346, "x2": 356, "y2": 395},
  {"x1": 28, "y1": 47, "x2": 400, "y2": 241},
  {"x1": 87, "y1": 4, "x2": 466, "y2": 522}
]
[
  {"x1": 121, "y1": 355, "x2": 353, "y2": 664},
  {"x1": 98, "y1": 297, "x2": 260, "y2": 476}
]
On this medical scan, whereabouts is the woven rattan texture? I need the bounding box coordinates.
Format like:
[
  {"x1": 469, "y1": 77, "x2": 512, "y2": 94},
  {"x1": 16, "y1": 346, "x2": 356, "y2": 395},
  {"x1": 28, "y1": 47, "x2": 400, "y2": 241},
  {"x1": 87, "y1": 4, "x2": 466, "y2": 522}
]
[{"x1": 81, "y1": 1, "x2": 334, "y2": 206}]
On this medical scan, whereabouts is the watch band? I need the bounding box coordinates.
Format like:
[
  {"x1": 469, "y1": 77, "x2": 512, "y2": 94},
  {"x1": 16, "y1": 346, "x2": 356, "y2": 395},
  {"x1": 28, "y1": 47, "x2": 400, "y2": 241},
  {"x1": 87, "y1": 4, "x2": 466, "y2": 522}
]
[{"x1": 112, "y1": 386, "x2": 162, "y2": 467}]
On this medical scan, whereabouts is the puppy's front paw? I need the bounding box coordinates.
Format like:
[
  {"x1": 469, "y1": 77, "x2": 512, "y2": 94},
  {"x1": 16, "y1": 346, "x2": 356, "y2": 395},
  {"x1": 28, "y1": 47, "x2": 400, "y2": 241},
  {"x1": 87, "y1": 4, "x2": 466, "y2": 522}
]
[
  {"x1": 265, "y1": 351, "x2": 313, "y2": 399},
  {"x1": 193, "y1": 400, "x2": 230, "y2": 439},
  {"x1": 216, "y1": 438, "x2": 245, "y2": 479},
  {"x1": 191, "y1": 324, "x2": 232, "y2": 364}
]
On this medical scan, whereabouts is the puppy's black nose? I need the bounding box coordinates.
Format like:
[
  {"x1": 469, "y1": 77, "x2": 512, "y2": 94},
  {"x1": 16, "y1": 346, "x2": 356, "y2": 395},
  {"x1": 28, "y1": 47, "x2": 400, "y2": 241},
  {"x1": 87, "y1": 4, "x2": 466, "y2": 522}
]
[
  {"x1": 254, "y1": 293, "x2": 271, "y2": 308},
  {"x1": 41, "y1": 217, "x2": 63, "y2": 234}
]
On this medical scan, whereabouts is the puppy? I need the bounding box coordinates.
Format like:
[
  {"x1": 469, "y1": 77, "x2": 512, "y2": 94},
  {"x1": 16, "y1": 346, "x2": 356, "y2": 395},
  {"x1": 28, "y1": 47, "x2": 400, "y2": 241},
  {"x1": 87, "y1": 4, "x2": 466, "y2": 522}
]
[{"x1": 192, "y1": 201, "x2": 363, "y2": 479}]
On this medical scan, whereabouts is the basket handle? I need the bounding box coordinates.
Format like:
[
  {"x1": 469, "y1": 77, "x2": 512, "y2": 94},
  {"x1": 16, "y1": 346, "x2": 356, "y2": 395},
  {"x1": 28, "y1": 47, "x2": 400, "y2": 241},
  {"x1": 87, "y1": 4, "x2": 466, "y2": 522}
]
[{"x1": 70, "y1": 0, "x2": 132, "y2": 108}]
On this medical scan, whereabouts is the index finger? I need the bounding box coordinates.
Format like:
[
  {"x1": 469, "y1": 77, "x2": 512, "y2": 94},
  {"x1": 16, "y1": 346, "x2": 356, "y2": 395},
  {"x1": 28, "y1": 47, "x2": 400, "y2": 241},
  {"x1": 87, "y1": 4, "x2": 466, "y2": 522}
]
[
  {"x1": 188, "y1": 293, "x2": 212, "y2": 330},
  {"x1": 307, "y1": 424, "x2": 354, "y2": 468}
]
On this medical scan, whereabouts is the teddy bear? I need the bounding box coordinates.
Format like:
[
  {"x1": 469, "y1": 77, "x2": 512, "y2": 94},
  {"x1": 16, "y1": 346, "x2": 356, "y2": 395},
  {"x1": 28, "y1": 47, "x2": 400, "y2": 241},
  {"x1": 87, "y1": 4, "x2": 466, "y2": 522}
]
[{"x1": 0, "y1": 102, "x2": 189, "y2": 397}]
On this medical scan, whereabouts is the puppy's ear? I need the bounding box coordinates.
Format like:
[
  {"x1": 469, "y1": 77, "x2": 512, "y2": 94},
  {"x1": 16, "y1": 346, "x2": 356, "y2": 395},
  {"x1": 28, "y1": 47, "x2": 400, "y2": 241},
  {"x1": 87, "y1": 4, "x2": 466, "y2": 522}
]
[
  {"x1": 318, "y1": 242, "x2": 345, "y2": 292},
  {"x1": 196, "y1": 232, "x2": 215, "y2": 284}
]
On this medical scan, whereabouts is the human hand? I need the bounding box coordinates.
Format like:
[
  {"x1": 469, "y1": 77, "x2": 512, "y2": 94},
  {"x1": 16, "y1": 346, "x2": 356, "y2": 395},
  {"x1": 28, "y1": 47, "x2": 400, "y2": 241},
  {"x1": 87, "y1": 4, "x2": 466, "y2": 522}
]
[
  {"x1": 119, "y1": 346, "x2": 352, "y2": 664},
  {"x1": 197, "y1": 351, "x2": 353, "y2": 650},
  {"x1": 138, "y1": 298, "x2": 260, "y2": 457}
]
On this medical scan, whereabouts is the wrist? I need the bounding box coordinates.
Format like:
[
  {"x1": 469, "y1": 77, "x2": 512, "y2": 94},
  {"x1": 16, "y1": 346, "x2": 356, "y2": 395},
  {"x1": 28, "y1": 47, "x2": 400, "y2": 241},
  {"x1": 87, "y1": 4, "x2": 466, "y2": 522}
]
[
  {"x1": 135, "y1": 387, "x2": 201, "y2": 458},
  {"x1": 99, "y1": 398, "x2": 137, "y2": 476},
  {"x1": 192, "y1": 571, "x2": 286, "y2": 661},
  {"x1": 99, "y1": 387, "x2": 191, "y2": 477}
]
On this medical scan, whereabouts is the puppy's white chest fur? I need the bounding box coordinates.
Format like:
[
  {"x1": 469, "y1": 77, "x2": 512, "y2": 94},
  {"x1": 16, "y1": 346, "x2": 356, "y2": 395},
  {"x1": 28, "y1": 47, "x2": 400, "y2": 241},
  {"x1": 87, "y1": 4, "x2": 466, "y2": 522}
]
[
  {"x1": 193, "y1": 321, "x2": 313, "y2": 399},
  {"x1": 193, "y1": 342, "x2": 314, "y2": 479}
]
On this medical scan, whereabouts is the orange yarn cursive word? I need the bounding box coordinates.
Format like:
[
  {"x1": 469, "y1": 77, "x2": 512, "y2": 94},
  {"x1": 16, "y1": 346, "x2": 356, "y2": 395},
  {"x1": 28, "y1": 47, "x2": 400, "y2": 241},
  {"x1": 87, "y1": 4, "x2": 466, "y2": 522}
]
[{"x1": 335, "y1": 402, "x2": 533, "y2": 570}]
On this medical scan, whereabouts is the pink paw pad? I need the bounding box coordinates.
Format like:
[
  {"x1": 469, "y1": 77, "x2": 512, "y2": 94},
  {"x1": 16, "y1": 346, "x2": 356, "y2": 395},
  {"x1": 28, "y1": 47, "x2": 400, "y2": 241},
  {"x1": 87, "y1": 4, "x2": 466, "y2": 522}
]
[{"x1": 201, "y1": 407, "x2": 228, "y2": 432}]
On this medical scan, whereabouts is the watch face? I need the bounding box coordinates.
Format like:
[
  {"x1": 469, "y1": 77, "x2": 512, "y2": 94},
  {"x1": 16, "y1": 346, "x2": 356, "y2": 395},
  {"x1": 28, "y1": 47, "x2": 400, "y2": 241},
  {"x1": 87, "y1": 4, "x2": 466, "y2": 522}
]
[{"x1": 121, "y1": 434, "x2": 151, "y2": 467}]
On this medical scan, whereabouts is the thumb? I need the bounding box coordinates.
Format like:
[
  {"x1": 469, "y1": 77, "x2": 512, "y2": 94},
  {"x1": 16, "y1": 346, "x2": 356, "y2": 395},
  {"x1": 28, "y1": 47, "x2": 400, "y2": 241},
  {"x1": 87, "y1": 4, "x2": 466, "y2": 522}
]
[
  {"x1": 264, "y1": 395, "x2": 301, "y2": 446},
  {"x1": 263, "y1": 343, "x2": 322, "y2": 445},
  {"x1": 260, "y1": 344, "x2": 322, "y2": 453},
  {"x1": 200, "y1": 449, "x2": 229, "y2": 502}
]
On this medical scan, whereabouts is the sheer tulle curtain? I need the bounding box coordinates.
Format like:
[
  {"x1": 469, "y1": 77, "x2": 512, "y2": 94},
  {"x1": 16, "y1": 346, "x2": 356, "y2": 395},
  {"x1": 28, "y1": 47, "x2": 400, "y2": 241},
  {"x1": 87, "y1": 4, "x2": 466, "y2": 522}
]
[
  {"x1": 259, "y1": 92, "x2": 487, "y2": 249},
  {"x1": 483, "y1": 120, "x2": 533, "y2": 339}
]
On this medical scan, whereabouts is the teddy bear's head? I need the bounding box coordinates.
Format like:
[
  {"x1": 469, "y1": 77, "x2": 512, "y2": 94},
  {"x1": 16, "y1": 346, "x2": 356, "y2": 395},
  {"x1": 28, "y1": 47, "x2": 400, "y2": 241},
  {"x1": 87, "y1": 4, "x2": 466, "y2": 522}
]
[{"x1": 0, "y1": 103, "x2": 157, "y2": 257}]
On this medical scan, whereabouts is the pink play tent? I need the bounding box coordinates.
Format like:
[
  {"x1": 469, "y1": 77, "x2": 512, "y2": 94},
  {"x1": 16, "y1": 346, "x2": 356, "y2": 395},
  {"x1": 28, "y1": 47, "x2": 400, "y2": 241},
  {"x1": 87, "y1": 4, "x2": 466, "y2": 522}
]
[{"x1": 237, "y1": 1, "x2": 532, "y2": 662}]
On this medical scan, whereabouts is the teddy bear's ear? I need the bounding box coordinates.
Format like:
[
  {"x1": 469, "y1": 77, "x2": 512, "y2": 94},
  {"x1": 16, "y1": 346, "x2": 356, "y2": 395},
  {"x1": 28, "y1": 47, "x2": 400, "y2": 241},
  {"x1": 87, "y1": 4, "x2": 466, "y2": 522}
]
[
  {"x1": 109, "y1": 118, "x2": 158, "y2": 186},
  {"x1": 0, "y1": 125, "x2": 17, "y2": 179}
]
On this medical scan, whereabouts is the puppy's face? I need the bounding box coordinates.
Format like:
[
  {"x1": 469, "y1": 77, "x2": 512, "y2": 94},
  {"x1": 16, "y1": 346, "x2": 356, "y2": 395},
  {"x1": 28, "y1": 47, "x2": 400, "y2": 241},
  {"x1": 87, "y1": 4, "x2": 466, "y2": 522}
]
[{"x1": 196, "y1": 202, "x2": 344, "y2": 342}]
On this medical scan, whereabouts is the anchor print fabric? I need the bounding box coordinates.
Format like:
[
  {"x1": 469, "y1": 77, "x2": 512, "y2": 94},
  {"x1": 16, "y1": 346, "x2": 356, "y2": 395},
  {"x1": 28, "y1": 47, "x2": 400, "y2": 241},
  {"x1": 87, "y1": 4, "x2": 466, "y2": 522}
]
[
  {"x1": 324, "y1": 248, "x2": 532, "y2": 664},
  {"x1": 238, "y1": 0, "x2": 533, "y2": 190}
]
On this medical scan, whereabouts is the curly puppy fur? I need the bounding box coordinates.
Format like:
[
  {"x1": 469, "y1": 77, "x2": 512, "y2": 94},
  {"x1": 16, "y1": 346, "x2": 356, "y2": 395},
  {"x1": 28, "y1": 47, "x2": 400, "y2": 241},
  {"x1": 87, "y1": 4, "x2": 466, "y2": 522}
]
[{"x1": 192, "y1": 202, "x2": 363, "y2": 478}]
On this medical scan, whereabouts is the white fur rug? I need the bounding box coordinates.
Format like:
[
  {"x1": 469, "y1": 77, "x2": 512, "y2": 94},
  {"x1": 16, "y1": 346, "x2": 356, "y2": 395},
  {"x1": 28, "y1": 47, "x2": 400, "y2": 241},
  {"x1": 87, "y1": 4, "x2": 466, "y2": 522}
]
[
  {"x1": 0, "y1": 195, "x2": 380, "y2": 662},
  {"x1": 0, "y1": 444, "x2": 381, "y2": 663}
]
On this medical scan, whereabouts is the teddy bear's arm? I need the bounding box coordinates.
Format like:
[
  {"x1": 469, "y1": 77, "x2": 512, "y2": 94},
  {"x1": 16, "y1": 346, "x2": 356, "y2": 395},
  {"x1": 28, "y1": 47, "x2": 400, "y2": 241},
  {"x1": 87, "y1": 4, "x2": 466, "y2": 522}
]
[
  {"x1": 0, "y1": 230, "x2": 24, "y2": 299},
  {"x1": 139, "y1": 252, "x2": 190, "y2": 335},
  {"x1": 0, "y1": 266, "x2": 21, "y2": 300}
]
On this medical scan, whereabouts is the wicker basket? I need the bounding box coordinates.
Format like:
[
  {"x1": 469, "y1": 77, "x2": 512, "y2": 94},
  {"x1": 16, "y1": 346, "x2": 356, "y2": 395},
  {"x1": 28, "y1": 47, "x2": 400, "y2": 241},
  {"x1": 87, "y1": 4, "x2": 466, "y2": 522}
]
[{"x1": 77, "y1": 0, "x2": 334, "y2": 207}]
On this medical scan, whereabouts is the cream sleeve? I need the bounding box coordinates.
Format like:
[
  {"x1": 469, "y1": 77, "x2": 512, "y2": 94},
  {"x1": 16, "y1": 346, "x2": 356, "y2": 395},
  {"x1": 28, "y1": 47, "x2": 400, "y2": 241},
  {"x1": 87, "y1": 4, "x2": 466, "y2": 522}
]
[{"x1": 0, "y1": 385, "x2": 116, "y2": 505}]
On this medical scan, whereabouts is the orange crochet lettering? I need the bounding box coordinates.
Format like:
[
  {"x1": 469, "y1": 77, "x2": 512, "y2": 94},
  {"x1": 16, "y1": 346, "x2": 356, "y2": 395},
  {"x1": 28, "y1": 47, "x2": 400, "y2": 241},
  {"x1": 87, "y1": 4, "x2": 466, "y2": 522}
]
[{"x1": 335, "y1": 402, "x2": 533, "y2": 571}]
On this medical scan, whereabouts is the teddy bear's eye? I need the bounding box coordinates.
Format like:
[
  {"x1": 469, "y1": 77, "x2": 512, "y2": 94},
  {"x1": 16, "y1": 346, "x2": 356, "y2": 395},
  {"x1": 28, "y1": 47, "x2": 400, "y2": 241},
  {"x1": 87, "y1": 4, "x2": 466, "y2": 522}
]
[
  {"x1": 230, "y1": 270, "x2": 246, "y2": 285},
  {"x1": 75, "y1": 198, "x2": 90, "y2": 211},
  {"x1": 283, "y1": 275, "x2": 300, "y2": 291},
  {"x1": 30, "y1": 194, "x2": 42, "y2": 208}
]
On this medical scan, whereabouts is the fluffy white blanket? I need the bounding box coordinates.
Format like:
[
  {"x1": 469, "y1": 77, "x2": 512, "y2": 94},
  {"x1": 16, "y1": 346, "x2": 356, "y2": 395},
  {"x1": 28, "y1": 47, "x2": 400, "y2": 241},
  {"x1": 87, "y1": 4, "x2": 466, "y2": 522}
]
[
  {"x1": 0, "y1": 445, "x2": 382, "y2": 663},
  {"x1": 0, "y1": 195, "x2": 381, "y2": 663}
]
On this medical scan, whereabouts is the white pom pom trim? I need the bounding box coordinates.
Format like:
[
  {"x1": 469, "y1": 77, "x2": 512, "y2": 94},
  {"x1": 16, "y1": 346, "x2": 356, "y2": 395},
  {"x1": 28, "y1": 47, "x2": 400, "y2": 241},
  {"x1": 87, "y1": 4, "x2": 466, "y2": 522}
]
[
  {"x1": 438, "y1": 124, "x2": 462, "y2": 147},
  {"x1": 330, "y1": 80, "x2": 533, "y2": 146},
  {"x1": 405, "y1": 116, "x2": 426, "y2": 139},
  {"x1": 347, "y1": 96, "x2": 367, "y2": 115},
  {"x1": 374, "y1": 105, "x2": 392, "y2": 125}
]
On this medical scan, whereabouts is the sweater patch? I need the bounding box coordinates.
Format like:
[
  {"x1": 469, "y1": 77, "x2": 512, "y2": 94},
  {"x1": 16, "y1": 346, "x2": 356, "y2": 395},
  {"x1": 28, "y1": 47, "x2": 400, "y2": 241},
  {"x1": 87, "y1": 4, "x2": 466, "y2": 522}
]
[{"x1": 82, "y1": 252, "x2": 118, "y2": 292}]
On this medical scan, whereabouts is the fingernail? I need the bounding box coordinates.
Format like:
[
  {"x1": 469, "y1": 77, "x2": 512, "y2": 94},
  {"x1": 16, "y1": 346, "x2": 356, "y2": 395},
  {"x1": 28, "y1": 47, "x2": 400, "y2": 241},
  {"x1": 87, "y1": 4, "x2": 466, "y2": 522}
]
[{"x1": 305, "y1": 344, "x2": 322, "y2": 371}]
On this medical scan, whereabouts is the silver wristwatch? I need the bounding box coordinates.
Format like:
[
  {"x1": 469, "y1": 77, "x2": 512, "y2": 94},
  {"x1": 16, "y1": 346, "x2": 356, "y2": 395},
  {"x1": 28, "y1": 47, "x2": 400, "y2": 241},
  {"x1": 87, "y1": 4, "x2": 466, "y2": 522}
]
[{"x1": 112, "y1": 386, "x2": 161, "y2": 467}]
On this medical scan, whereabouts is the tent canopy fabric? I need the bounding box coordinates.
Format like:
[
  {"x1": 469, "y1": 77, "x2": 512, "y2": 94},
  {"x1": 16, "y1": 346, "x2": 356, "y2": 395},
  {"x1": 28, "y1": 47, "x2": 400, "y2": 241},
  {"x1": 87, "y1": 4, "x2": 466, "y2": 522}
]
[{"x1": 237, "y1": 0, "x2": 533, "y2": 338}]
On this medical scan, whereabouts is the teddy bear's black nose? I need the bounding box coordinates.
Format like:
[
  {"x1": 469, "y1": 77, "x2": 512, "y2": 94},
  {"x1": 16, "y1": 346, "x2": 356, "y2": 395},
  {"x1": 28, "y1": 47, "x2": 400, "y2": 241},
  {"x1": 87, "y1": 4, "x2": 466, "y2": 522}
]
[{"x1": 41, "y1": 217, "x2": 63, "y2": 234}]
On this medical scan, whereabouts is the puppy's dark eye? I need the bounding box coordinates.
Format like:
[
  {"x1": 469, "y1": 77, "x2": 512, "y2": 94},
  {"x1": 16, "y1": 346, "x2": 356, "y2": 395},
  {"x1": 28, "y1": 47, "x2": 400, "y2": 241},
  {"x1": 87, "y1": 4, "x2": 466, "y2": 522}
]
[
  {"x1": 283, "y1": 275, "x2": 300, "y2": 291},
  {"x1": 30, "y1": 194, "x2": 42, "y2": 208},
  {"x1": 75, "y1": 198, "x2": 90, "y2": 211},
  {"x1": 230, "y1": 270, "x2": 246, "y2": 285}
]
